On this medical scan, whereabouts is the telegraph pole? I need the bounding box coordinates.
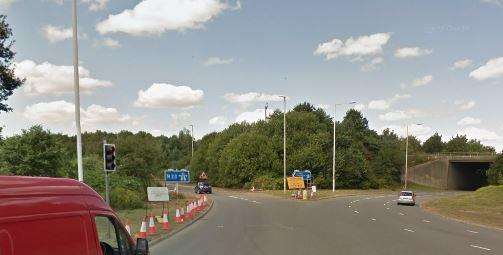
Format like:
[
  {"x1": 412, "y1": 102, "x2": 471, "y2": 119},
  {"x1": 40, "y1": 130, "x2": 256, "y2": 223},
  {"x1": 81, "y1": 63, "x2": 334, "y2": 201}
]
[
  {"x1": 72, "y1": 0, "x2": 84, "y2": 182},
  {"x1": 280, "y1": 96, "x2": 287, "y2": 193},
  {"x1": 190, "y1": 124, "x2": 194, "y2": 158}
]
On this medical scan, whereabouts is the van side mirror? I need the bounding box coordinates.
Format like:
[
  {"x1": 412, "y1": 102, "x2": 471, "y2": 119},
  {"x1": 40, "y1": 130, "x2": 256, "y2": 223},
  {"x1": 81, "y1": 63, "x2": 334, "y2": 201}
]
[{"x1": 135, "y1": 238, "x2": 149, "y2": 255}]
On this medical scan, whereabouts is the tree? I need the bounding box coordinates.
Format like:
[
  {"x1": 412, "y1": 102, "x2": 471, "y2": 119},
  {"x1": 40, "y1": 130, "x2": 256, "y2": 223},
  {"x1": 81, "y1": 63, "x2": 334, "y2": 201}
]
[
  {"x1": 487, "y1": 153, "x2": 503, "y2": 185},
  {"x1": 0, "y1": 126, "x2": 64, "y2": 176},
  {"x1": 0, "y1": 15, "x2": 23, "y2": 113},
  {"x1": 423, "y1": 133, "x2": 443, "y2": 153}
]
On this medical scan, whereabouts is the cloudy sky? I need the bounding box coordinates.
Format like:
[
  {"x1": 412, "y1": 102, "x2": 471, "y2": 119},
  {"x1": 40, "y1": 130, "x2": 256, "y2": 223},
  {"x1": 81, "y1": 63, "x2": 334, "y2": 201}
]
[{"x1": 1, "y1": 0, "x2": 503, "y2": 151}]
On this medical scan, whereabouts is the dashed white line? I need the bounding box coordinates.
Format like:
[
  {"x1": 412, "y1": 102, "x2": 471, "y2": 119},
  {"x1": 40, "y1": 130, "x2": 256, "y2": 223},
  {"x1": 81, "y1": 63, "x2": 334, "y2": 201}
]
[
  {"x1": 251, "y1": 200, "x2": 261, "y2": 204},
  {"x1": 398, "y1": 212, "x2": 405, "y2": 216},
  {"x1": 422, "y1": 220, "x2": 431, "y2": 223},
  {"x1": 370, "y1": 218, "x2": 376, "y2": 221},
  {"x1": 403, "y1": 228, "x2": 415, "y2": 233},
  {"x1": 353, "y1": 210, "x2": 360, "y2": 214},
  {"x1": 386, "y1": 207, "x2": 390, "y2": 210},
  {"x1": 466, "y1": 230, "x2": 479, "y2": 234},
  {"x1": 348, "y1": 205, "x2": 352, "y2": 208},
  {"x1": 470, "y1": 245, "x2": 491, "y2": 251}
]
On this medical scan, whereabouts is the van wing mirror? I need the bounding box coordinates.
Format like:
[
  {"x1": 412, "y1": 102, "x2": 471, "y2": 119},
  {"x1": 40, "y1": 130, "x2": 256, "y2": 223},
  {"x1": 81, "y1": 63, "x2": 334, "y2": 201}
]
[{"x1": 135, "y1": 238, "x2": 149, "y2": 255}]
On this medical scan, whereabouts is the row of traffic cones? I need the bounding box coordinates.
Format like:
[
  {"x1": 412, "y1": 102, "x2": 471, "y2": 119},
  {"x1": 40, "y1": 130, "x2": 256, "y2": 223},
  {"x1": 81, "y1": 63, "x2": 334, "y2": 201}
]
[{"x1": 134, "y1": 195, "x2": 208, "y2": 238}]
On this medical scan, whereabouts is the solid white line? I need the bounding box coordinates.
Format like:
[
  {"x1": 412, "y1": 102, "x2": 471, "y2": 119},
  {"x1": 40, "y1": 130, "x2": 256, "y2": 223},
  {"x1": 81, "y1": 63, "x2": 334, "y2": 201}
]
[
  {"x1": 422, "y1": 220, "x2": 431, "y2": 223},
  {"x1": 403, "y1": 228, "x2": 415, "y2": 233},
  {"x1": 470, "y1": 245, "x2": 491, "y2": 251},
  {"x1": 353, "y1": 210, "x2": 359, "y2": 214},
  {"x1": 466, "y1": 230, "x2": 479, "y2": 234}
]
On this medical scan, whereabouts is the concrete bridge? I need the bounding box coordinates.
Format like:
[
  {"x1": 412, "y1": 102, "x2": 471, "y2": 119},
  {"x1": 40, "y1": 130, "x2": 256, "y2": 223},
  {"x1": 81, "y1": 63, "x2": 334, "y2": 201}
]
[{"x1": 407, "y1": 153, "x2": 496, "y2": 190}]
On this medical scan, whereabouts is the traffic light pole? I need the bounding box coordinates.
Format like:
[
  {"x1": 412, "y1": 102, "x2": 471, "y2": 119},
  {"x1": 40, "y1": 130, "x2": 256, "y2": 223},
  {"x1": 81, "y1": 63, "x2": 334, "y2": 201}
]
[{"x1": 103, "y1": 139, "x2": 110, "y2": 205}]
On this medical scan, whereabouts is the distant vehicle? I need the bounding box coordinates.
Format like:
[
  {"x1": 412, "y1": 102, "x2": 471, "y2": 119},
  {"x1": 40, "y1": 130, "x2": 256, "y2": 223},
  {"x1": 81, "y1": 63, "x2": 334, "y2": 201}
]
[
  {"x1": 195, "y1": 181, "x2": 212, "y2": 194},
  {"x1": 397, "y1": 190, "x2": 416, "y2": 206},
  {"x1": 0, "y1": 176, "x2": 149, "y2": 255}
]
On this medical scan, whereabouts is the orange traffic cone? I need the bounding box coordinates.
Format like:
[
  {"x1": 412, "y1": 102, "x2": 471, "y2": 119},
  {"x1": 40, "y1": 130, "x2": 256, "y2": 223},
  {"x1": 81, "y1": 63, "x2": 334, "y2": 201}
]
[
  {"x1": 148, "y1": 213, "x2": 157, "y2": 234},
  {"x1": 125, "y1": 219, "x2": 132, "y2": 235},
  {"x1": 175, "y1": 208, "x2": 181, "y2": 223},
  {"x1": 180, "y1": 207, "x2": 185, "y2": 222},
  {"x1": 162, "y1": 211, "x2": 170, "y2": 230},
  {"x1": 138, "y1": 218, "x2": 148, "y2": 238}
]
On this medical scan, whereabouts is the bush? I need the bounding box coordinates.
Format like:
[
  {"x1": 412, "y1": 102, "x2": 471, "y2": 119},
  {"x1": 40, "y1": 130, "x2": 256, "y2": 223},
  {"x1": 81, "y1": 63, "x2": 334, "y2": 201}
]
[
  {"x1": 487, "y1": 154, "x2": 503, "y2": 185},
  {"x1": 110, "y1": 186, "x2": 144, "y2": 210},
  {"x1": 246, "y1": 175, "x2": 282, "y2": 190},
  {"x1": 314, "y1": 174, "x2": 331, "y2": 189}
]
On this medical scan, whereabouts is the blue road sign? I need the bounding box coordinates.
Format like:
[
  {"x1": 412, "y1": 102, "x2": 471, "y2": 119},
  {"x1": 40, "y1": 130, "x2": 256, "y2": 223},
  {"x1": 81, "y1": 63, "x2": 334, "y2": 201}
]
[
  {"x1": 165, "y1": 169, "x2": 190, "y2": 183},
  {"x1": 292, "y1": 170, "x2": 312, "y2": 181}
]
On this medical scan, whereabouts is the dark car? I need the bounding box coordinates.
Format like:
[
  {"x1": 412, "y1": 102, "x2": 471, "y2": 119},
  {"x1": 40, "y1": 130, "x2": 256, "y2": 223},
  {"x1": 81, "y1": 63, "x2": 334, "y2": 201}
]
[{"x1": 195, "y1": 181, "x2": 212, "y2": 194}]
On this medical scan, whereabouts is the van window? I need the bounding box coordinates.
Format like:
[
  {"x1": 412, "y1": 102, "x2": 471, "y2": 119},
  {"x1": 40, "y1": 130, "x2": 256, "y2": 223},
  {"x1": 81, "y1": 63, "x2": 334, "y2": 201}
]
[{"x1": 94, "y1": 216, "x2": 133, "y2": 255}]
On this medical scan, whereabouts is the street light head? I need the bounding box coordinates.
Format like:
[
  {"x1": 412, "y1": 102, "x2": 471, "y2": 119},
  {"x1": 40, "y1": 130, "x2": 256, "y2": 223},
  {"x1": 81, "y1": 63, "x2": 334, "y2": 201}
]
[{"x1": 348, "y1": 101, "x2": 357, "y2": 105}]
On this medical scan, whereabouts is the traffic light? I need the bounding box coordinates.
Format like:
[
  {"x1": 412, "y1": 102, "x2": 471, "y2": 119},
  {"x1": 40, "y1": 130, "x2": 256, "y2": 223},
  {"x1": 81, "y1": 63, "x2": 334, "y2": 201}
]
[{"x1": 104, "y1": 144, "x2": 116, "y2": 171}]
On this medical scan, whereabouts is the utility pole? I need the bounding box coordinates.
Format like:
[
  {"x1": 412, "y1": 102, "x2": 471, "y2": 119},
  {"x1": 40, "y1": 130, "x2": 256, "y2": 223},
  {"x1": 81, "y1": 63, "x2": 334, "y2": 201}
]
[
  {"x1": 332, "y1": 101, "x2": 357, "y2": 192},
  {"x1": 190, "y1": 124, "x2": 194, "y2": 158},
  {"x1": 72, "y1": 0, "x2": 83, "y2": 182},
  {"x1": 280, "y1": 96, "x2": 287, "y2": 193},
  {"x1": 264, "y1": 102, "x2": 269, "y2": 120}
]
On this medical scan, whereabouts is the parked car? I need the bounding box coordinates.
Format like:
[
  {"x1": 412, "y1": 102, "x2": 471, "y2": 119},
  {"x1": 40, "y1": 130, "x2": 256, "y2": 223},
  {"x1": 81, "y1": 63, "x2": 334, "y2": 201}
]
[
  {"x1": 195, "y1": 181, "x2": 212, "y2": 194},
  {"x1": 0, "y1": 176, "x2": 149, "y2": 255},
  {"x1": 397, "y1": 190, "x2": 416, "y2": 206}
]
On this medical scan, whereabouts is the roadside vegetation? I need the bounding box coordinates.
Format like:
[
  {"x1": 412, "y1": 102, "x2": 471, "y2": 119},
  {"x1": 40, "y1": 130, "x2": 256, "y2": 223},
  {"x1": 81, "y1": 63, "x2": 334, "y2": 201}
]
[{"x1": 423, "y1": 185, "x2": 503, "y2": 229}]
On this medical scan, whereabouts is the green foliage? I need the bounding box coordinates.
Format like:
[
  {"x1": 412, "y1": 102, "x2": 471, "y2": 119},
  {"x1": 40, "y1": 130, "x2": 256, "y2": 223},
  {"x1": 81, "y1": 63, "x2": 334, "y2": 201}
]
[
  {"x1": 0, "y1": 126, "x2": 65, "y2": 176},
  {"x1": 423, "y1": 132, "x2": 443, "y2": 153},
  {"x1": 0, "y1": 15, "x2": 24, "y2": 113},
  {"x1": 444, "y1": 135, "x2": 494, "y2": 153},
  {"x1": 487, "y1": 154, "x2": 503, "y2": 185},
  {"x1": 246, "y1": 174, "x2": 283, "y2": 190}
]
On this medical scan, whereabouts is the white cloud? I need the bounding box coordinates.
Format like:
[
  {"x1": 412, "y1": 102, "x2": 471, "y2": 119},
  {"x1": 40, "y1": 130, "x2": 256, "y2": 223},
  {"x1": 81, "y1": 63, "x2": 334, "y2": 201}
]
[
  {"x1": 454, "y1": 100, "x2": 476, "y2": 110},
  {"x1": 170, "y1": 112, "x2": 191, "y2": 128},
  {"x1": 316, "y1": 104, "x2": 330, "y2": 110},
  {"x1": 95, "y1": 38, "x2": 122, "y2": 48},
  {"x1": 353, "y1": 103, "x2": 366, "y2": 111},
  {"x1": 379, "y1": 109, "x2": 424, "y2": 122},
  {"x1": 235, "y1": 108, "x2": 271, "y2": 123},
  {"x1": 224, "y1": 92, "x2": 283, "y2": 104},
  {"x1": 209, "y1": 115, "x2": 227, "y2": 126},
  {"x1": 412, "y1": 75, "x2": 433, "y2": 87},
  {"x1": 96, "y1": 0, "x2": 232, "y2": 36},
  {"x1": 41, "y1": 25, "x2": 72, "y2": 43},
  {"x1": 23, "y1": 101, "x2": 131, "y2": 125},
  {"x1": 361, "y1": 57, "x2": 384, "y2": 72},
  {"x1": 14, "y1": 60, "x2": 113, "y2": 95},
  {"x1": 82, "y1": 0, "x2": 109, "y2": 11},
  {"x1": 394, "y1": 47, "x2": 433, "y2": 58},
  {"x1": 368, "y1": 100, "x2": 390, "y2": 110},
  {"x1": 380, "y1": 124, "x2": 432, "y2": 140},
  {"x1": 457, "y1": 126, "x2": 501, "y2": 141},
  {"x1": 450, "y1": 58, "x2": 472, "y2": 70},
  {"x1": 203, "y1": 57, "x2": 234, "y2": 66},
  {"x1": 392, "y1": 93, "x2": 411, "y2": 100},
  {"x1": 314, "y1": 33, "x2": 391, "y2": 60},
  {"x1": 0, "y1": 0, "x2": 18, "y2": 8},
  {"x1": 469, "y1": 57, "x2": 503, "y2": 80},
  {"x1": 134, "y1": 83, "x2": 204, "y2": 108},
  {"x1": 481, "y1": 0, "x2": 503, "y2": 6},
  {"x1": 457, "y1": 117, "x2": 482, "y2": 126}
]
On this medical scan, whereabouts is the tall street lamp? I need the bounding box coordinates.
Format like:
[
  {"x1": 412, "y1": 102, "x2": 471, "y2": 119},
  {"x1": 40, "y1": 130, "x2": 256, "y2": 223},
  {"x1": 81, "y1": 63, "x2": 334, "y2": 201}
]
[
  {"x1": 332, "y1": 101, "x2": 357, "y2": 192},
  {"x1": 189, "y1": 124, "x2": 194, "y2": 158},
  {"x1": 72, "y1": 0, "x2": 84, "y2": 182},
  {"x1": 404, "y1": 123, "x2": 423, "y2": 189},
  {"x1": 279, "y1": 96, "x2": 287, "y2": 193}
]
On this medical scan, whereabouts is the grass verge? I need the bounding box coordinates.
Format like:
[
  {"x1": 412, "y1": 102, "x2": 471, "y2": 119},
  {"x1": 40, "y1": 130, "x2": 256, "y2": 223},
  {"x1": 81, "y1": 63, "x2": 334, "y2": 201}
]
[
  {"x1": 264, "y1": 189, "x2": 395, "y2": 200},
  {"x1": 423, "y1": 185, "x2": 503, "y2": 229}
]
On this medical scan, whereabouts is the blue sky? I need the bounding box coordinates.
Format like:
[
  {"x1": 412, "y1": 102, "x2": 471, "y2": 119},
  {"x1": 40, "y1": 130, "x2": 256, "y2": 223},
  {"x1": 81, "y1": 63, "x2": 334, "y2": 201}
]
[{"x1": 1, "y1": 0, "x2": 503, "y2": 150}]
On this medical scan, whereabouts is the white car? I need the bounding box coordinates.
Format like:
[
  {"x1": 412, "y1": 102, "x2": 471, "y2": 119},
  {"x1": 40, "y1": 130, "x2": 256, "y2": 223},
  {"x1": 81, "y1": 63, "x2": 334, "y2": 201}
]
[{"x1": 397, "y1": 191, "x2": 416, "y2": 206}]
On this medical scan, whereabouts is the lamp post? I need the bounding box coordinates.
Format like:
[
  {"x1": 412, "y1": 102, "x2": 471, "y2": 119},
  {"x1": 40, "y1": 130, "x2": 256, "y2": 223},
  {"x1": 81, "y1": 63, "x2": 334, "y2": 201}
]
[
  {"x1": 404, "y1": 123, "x2": 423, "y2": 189},
  {"x1": 189, "y1": 124, "x2": 194, "y2": 158},
  {"x1": 279, "y1": 96, "x2": 287, "y2": 193},
  {"x1": 72, "y1": 0, "x2": 83, "y2": 182},
  {"x1": 332, "y1": 101, "x2": 357, "y2": 192}
]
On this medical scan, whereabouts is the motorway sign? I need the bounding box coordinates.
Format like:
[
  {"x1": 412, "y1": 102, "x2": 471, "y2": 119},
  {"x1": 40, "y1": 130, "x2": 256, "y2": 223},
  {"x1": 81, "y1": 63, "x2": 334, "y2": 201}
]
[
  {"x1": 165, "y1": 169, "x2": 190, "y2": 183},
  {"x1": 287, "y1": 177, "x2": 305, "y2": 189},
  {"x1": 147, "y1": 187, "x2": 170, "y2": 201},
  {"x1": 293, "y1": 170, "x2": 312, "y2": 181}
]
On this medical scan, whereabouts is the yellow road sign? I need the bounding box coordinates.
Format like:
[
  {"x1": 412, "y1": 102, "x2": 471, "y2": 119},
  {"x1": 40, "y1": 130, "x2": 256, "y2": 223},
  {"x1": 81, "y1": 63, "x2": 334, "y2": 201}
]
[{"x1": 287, "y1": 177, "x2": 305, "y2": 189}]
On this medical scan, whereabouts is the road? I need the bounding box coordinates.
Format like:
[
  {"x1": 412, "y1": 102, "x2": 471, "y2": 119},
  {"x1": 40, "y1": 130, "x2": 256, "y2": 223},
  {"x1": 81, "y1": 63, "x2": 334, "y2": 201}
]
[{"x1": 152, "y1": 190, "x2": 502, "y2": 255}]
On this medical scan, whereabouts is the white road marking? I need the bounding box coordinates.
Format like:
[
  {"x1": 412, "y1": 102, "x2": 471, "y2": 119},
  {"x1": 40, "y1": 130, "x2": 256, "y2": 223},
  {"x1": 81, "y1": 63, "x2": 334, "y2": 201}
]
[
  {"x1": 251, "y1": 200, "x2": 261, "y2": 204},
  {"x1": 470, "y1": 245, "x2": 491, "y2": 251},
  {"x1": 386, "y1": 207, "x2": 390, "y2": 210},
  {"x1": 376, "y1": 195, "x2": 385, "y2": 198},
  {"x1": 216, "y1": 225, "x2": 224, "y2": 228},
  {"x1": 353, "y1": 210, "x2": 360, "y2": 214},
  {"x1": 370, "y1": 218, "x2": 376, "y2": 221},
  {"x1": 228, "y1": 195, "x2": 238, "y2": 199},
  {"x1": 422, "y1": 220, "x2": 431, "y2": 223},
  {"x1": 365, "y1": 197, "x2": 371, "y2": 200},
  {"x1": 348, "y1": 205, "x2": 352, "y2": 208},
  {"x1": 403, "y1": 228, "x2": 415, "y2": 233},
  {"x1": 398, "y1": 212, "x2": 405, "y2": 216},
  {"x1": 466, "y1": 230, "x2": 479, "y2": 234}
]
